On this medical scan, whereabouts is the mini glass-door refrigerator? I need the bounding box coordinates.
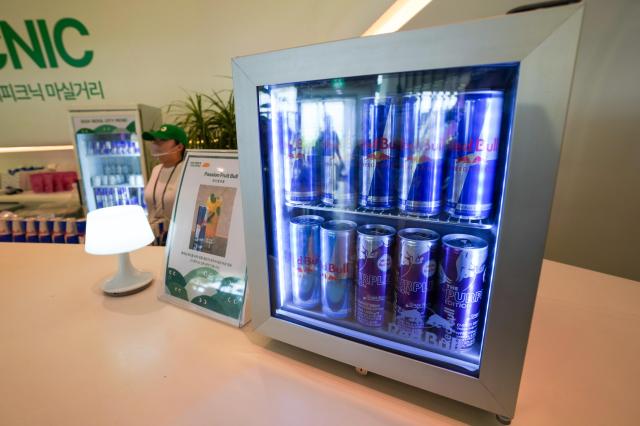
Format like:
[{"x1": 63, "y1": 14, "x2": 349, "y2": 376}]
[
  {"x1": 233, "y1": 5, "x2": 582, "y2": 422},
  {"x1": 69, "y1": 105, "x2": 162, "y2": 212}
]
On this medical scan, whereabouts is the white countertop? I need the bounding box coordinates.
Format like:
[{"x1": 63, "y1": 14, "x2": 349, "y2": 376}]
[
  {"x1": 0, "y1": 189, "x2": 79, "y2": 204},
  {"x1": 0, "y1": 244, "x2": 638, "y2": 425}
]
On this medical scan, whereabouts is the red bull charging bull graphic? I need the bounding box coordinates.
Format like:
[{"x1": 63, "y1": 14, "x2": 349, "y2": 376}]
[
  {"x1": 321, "y1": 220, "x2": 357, "y2": 319},
  {"x1": 359, "y1": 96, "x2": 397, "y2": 210},
  {"x1": 394, "y1": 228, "x2": 440, "y2": 337},
  {"x1": 322, "y1": 98, "x2": 358, "y2": 209},
  {"x1": 399, "y1": 92, "x2": 456, "y2": 216},
  {"x1": 356, "y1": 224, "x2": 396, "y2": 328},
  {"x1": 290, "y1": 215, "x2": 324, "y2": 308},
  {"x1": 445, "y1": 91, "x2": 503, "y2": 220},
  {"x1": 434, "y1": 234, "x2": 488, "y2": 351}
]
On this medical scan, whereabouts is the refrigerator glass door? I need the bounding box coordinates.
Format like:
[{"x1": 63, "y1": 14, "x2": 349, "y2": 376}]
[
  {"x1": 72, "y1": 113, "x2": 147, "y2": 212},
  {"x1": 258, "y1": 64, "x2": 519, "y2": 375}
]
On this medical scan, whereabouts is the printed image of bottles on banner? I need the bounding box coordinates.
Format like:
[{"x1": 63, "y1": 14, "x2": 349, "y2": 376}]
[{"x1": 161, "y1": 150, "x2": 249, "y2": 327}]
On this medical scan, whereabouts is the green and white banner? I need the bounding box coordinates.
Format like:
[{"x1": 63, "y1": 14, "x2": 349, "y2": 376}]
[{"x1": 161, "y1": 150, "x2": 249, "y2": 327}]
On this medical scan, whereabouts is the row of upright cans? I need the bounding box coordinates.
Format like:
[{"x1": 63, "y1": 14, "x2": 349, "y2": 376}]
[
  {"x1": 0, "y1": 216, "x2": 86, "y2": 244},
  {"x1": 94, "y1": 187, "x2": 145, "y2": 209},
  {"x1": 85, "y1": 139, "x2": 141, "y2": 156},
  {"x1": 272, "y1": 89, "x2": 503, "y2": 220},
  {"x1": 289, "y1": 215, "x2": 488, "y2": 351}
]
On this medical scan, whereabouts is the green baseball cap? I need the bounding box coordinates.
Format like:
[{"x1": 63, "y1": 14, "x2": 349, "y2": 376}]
[{"x1": 142, "y1": 124, "x2": 188, "y2": 145}]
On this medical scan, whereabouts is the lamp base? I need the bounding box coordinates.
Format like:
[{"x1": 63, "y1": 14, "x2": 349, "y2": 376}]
[{"x1": 102, "y1": 252, "x2": 154, "y2": 296}]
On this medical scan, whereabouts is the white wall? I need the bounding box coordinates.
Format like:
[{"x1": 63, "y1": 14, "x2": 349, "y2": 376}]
[
  {"x1": 0, "y1": 0, "x2": 393, "y2": 147},
  {"x1": 404, "y1": 0, "x2": 640, "y2": 281},
  {"x1": 0, "y1": 150, "x2": 77, "y2": 173},
  {"x1": 5, "y1": 0, "x2": 639, "y2": 281}
]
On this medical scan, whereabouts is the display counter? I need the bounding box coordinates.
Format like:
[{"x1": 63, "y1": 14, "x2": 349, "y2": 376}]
[
  {"x1": 0, "y1": 189, "x2": 81, "y2": 217},
  {"x1": 0, "y1": 243, "x2": 637, "y2": 425}
]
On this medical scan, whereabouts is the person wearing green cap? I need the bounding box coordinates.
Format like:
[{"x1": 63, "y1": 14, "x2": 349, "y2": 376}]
[{"x1": 142, "y1": 124, "x2": 188, "y2": 241}]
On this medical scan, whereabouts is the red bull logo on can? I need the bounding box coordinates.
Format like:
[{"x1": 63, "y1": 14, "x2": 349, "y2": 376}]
[
  {"x1": 288, "y1": 139, "x2": 306, "y2": 160},
  {"x1": 450, "y1": 138, "x2": 499, "y2": 155},
  {"x1": 445, "y1": 90, "x2": 504, "y2": 220},
  {"x1": 297, "y1": 255, "x2": 319, "y2": 273},
  {"x1": 366, "y1": 137, "x2": 393, "y2": 162},
  {"x1": 325, "y1": 262, "x2": 350, "y2": 275}
]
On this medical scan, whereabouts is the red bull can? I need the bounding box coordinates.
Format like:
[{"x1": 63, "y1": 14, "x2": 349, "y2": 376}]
[
  {"x1": 445, "y1": 91, "x2": 503, "y2": 220},
  {"x1": 76, "y1": 218, "x2": 86, "y2": 244},
  {"x1": 359, "y1": 96, "x2": 397, "y2": 210},
  {"x1": 320, "y1": 220, "x2": 357, "y2": 319},
  {"x1": 394, "y1": 228, "x2": 440, "y2": 336},
  {"x1": 290, "y1": 215, "x2": 324, "y2": 308},
  {"x1": 193, "y1": 204, "x2": 207, "y2": 251},
  {"x1": 52, "y1": 218, "x2": 66, "y2": 243},
  {"x1": 0, "y1": 217, "x2": 11, "y2": 242},
  {"x1": 433, "y1": 234, "x2": 488, "y2": 351},
  {"x1": 38, "y1": 217, "x2": 52, "y2": 243},
  {"x1": 65, "y1": 218, "x2": 79, "y2": 244},
  {"x1": 321, "y1": 98, "x2": 358, "y2": 208},
  {"x1": 1, "y1": 215, "x2": 13, "y2": 232},
  {"x1": 398, "y1": 92, "x2": 453, "y2": 216},
  {"x1": 277, "y1": 90, "x2": 322, "y2": 205},
  {"x1": 25, "y1": 218, "x2": 39, "y2": 243},
  {"x1": 12, "y1": 218, "x2": 26, "y2": 242},
  {"x1": 356, "y1": 224, "x2": 396, "y2": 328}
]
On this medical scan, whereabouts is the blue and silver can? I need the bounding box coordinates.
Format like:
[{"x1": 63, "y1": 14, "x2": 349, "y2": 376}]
[
  {"x1": 445, "y1": 90, "x2": 503, "y2": 220},
  {"x1": 12, "y1": 218, "x2": 26, "y2": 243},
  {"x1": 25, "y1": 218, "x2": 39, "y2": 243},
  {"x1": 321, "y1": 98, "x2": 357, "y2": 208},
  {"x1": 359, "y1": 96, "x2": 397, "y2": 210},
  {"x1": 76, "y1": 218, "x2": 87, "y2": 244},
  {"x1": 320, "y1": 220, "x2": 357, "y2": 319},
  {"x1": 290, "y1": 215, "x2": 324, "y2": 309},
  {"x1": 65, "y1": 218, "x2": 79, "y2": 244},
  {"x1": 398, "y1": 92, "x2": 452, "y2": 216},
  {"x1": 52, "y1": 218, "x2": 66, "y2": 243},
  {"x1": 394, "y1": 228, "x2": 440, "y2": 335},
  {"x1": 356, "y1": 224, "x2": 396, "y2": 328},
  {"x1": 38, "y1": 217, "x2": 52, "y2": 243},
  {"x1": 193, "y1": 204, "x2": 207, "y2": 251},
  {"x1": 1, "y1": 216, "x2": 13, "y2": 233},
  {"x1": 277, "y1": 91, "x2": 322, "y2": 205},
  {"x1": 0, "y1": 217, "x2": 11, "y2": 242},
  {"x1": 434, "y1": 234, "x2": 488, "y2": 351}
]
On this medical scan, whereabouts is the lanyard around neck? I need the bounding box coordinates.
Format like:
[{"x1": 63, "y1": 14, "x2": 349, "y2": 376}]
[{"x1": 152, "y1": 165, "x2": 177, "y2": 214}]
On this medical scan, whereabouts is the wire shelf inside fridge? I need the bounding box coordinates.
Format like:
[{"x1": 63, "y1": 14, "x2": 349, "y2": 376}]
[{"x1": 284, "y1": 201, "x2": 494, "y2": 230}]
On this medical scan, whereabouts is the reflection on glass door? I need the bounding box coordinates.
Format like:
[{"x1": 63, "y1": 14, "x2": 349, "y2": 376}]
[
  {"x1": 257, "y1": 64, "x2": 519, "y2": 375},
  {"x1": 72, "y1": 115, "x2": 147, "y2": 212}
]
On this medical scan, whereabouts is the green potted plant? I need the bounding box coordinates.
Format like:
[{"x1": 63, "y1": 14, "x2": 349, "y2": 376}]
[{"x1": 167, "y1": 89, "x2": 237, "y2": 150}]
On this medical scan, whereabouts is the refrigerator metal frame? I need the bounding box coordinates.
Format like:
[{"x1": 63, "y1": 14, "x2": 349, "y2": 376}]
[
  {"x1": 68, "y1": 104, "x2": 162, "y2": 212},
  {"x1": 232, "y1": 5, "x2": 583, "y2": 419}
]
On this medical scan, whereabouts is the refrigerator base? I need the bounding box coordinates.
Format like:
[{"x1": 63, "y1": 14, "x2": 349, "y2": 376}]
[{"x1": 496, "y1": 414, "x2": 512, "y2": 425}]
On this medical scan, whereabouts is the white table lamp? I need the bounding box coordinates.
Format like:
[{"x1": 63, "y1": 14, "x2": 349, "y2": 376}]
[{"x1": 85, "y1": 205, "x2": 155, "y2": 296}]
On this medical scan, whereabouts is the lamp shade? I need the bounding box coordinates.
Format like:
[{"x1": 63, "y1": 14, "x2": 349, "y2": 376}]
[{"x1": 85, "y1": 205, "x2": 155, "y2": 255}]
